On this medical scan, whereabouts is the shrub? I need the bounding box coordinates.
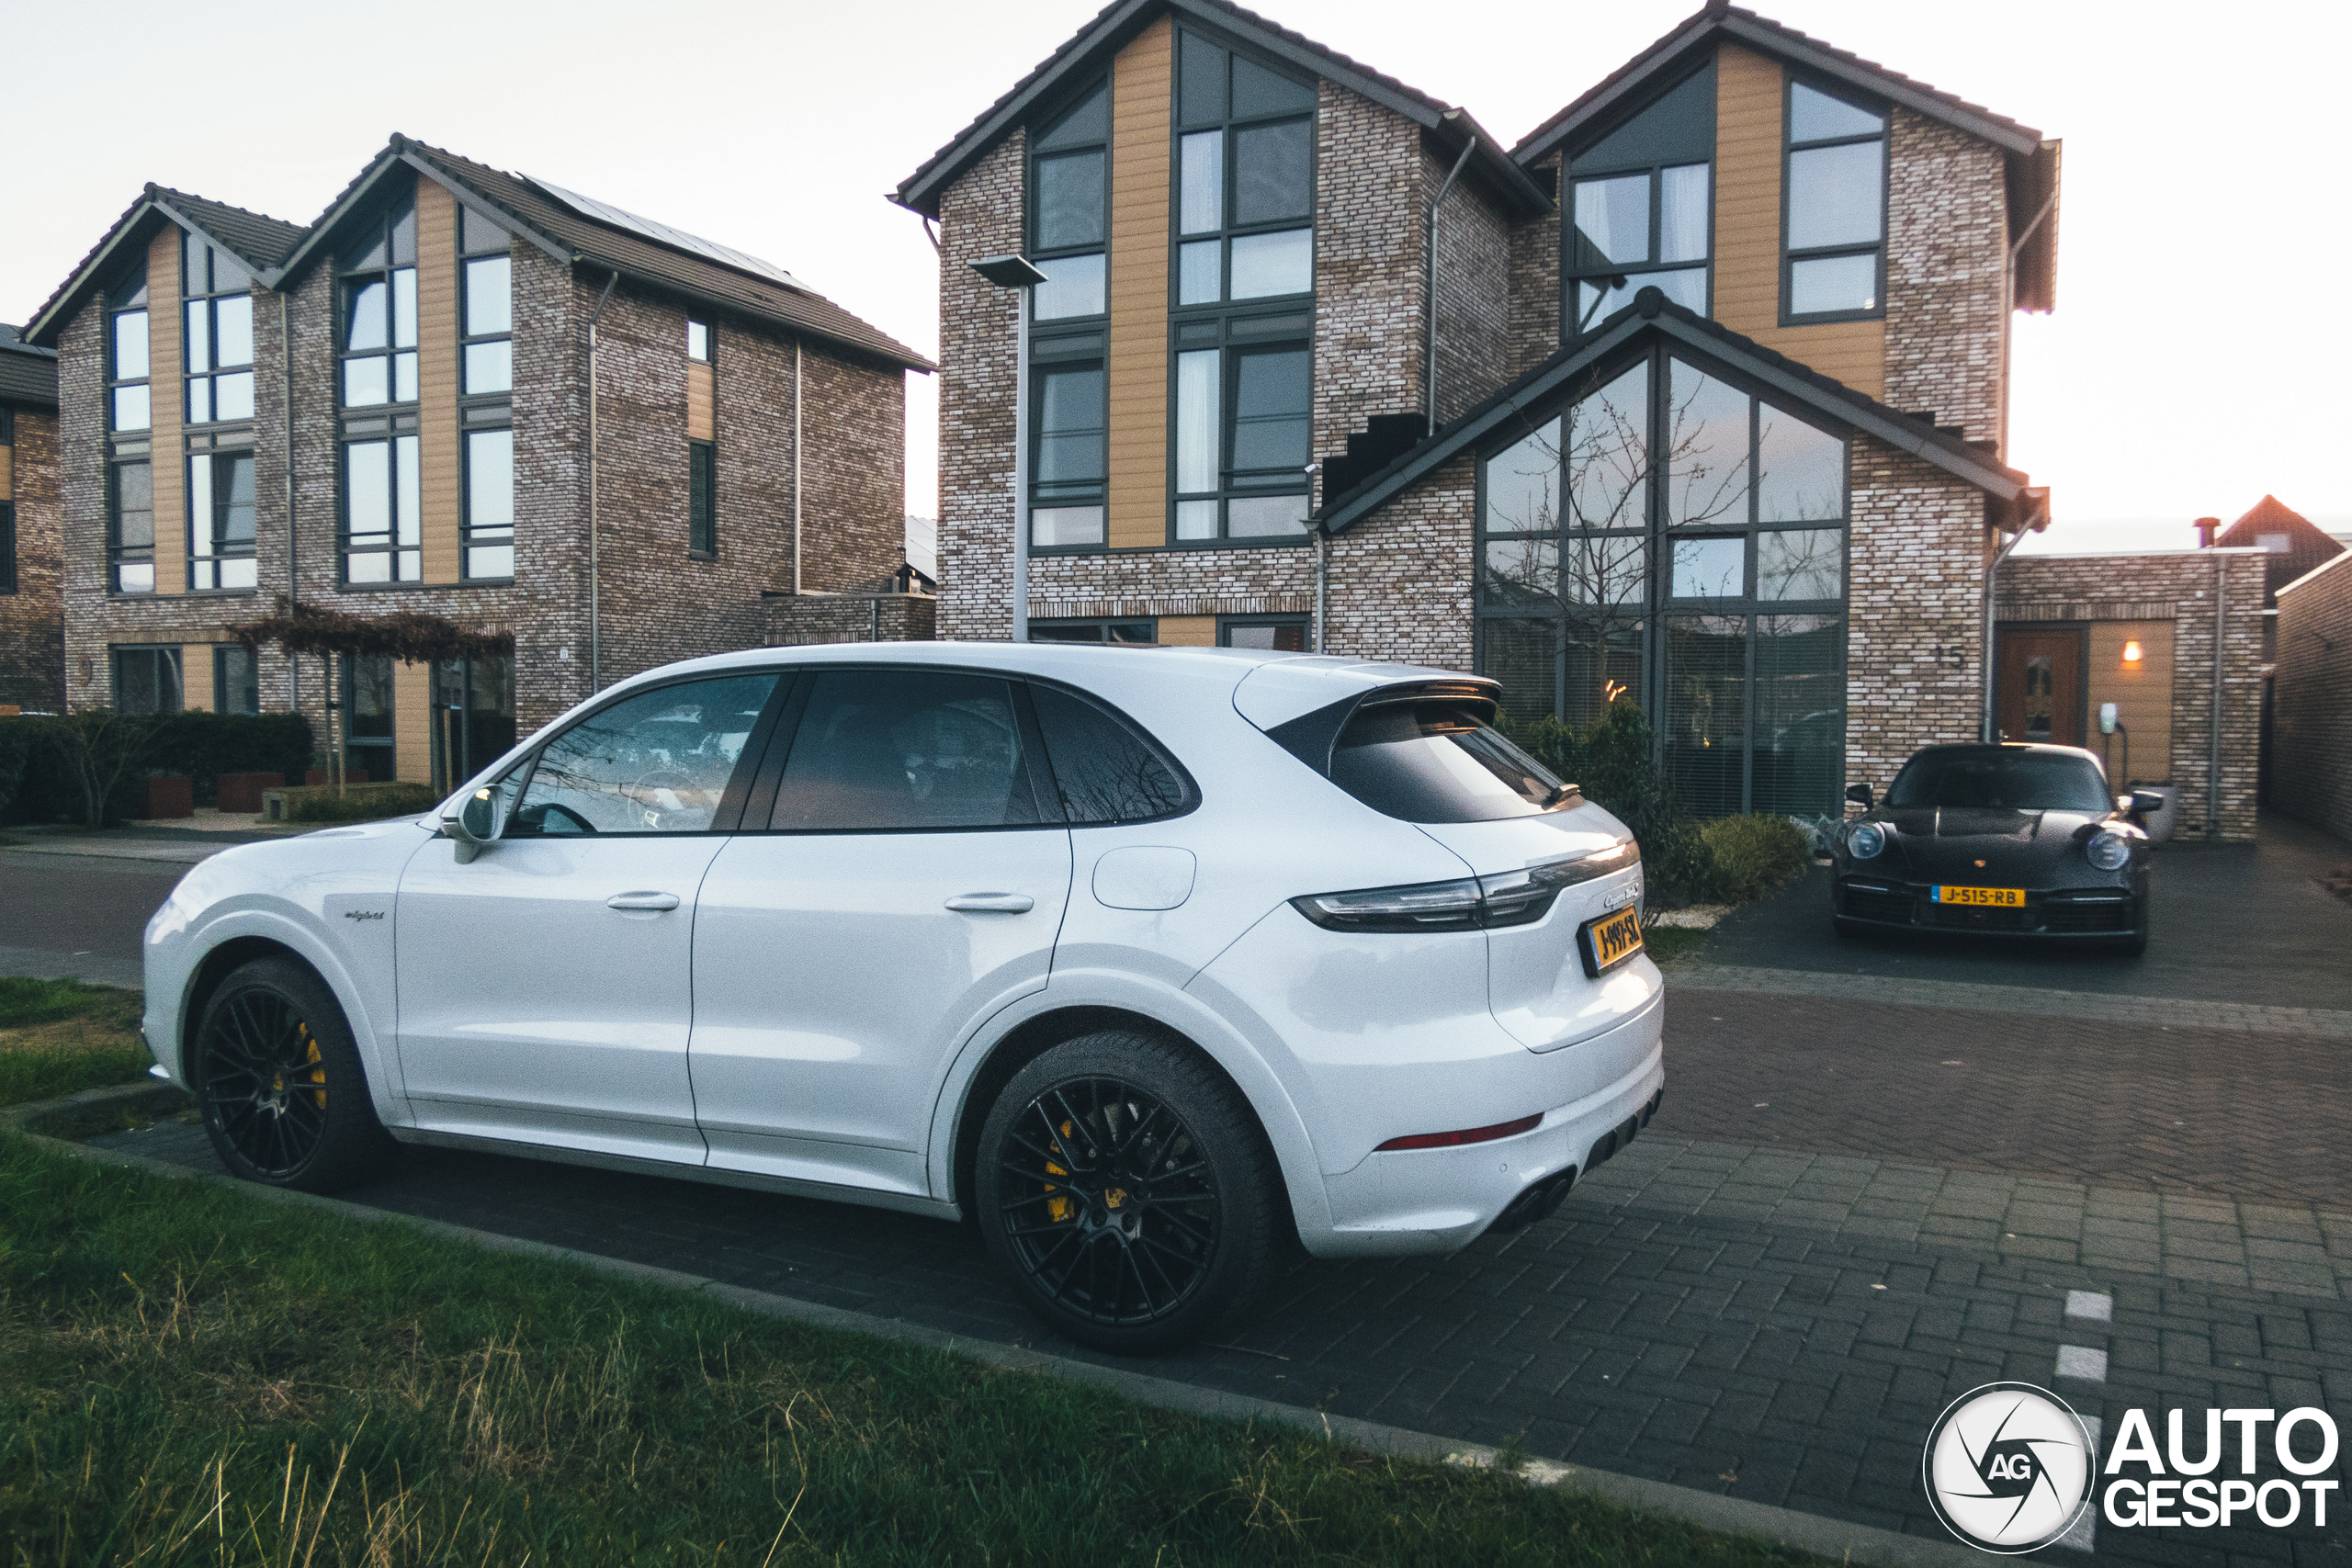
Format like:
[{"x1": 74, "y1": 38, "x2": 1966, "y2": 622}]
[
  {"x1": 1, "y1": 710, "x2": 316, "y2": 825},
  {"x1": 280, "y1": 782, "x2": 437, "y2": 824},
  {"x1": 1699, "y1": 813, "x2": 1814, "y2": 905},
  {"x1": 1503, "y1": 700, "x2": 1715, "y2": 906},
  {"x1": 145, "y1": 712, "x2": 312, "y2": 806}
]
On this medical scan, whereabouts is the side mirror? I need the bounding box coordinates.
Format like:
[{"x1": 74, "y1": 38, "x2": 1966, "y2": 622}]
[
  {"x1": 2130, "y1": 789, "x2": 2165, "y2": 818},
  {"x1": 443, "y1": 785, "x2": 506, "y2": 864},
  {"x1": 1844, "y1": 783, "x2": 1874, "y2": 809}
]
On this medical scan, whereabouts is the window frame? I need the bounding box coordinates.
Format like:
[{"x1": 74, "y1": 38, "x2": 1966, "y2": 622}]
[
  {"x1": 0, "y1": 499, "x2": 15, "y2": 596},
  {"x1": 688, "y1": 437, "x2": 718, "y2": 558},
  {"x1": 338, "y1": 427, "x2": 422, "y2": 586},
  {"x1": 1778, "y1": 76, "x2": 1891, "y2": 327},
  {"x1": 1026, "y1": 357, "x2": 1106, "y2": 555},
  {"x1": 1469, "y1": 342, "x2": 1854, "y2": 816},
  {"x1": 1025, "y1": 78, "x2": 1111, "y2": 325},
  {"x1": 107, "y1": 457, "x2": 156, "y2": 595},
  {"x1": 110, "y1": 644, "x2": 184, "y2": 715},
  {"x1": 458, "y1": 210, "x2": 514, "y2": 400},
  {"x1": 686, "y1": 317, "x2": 711, "y2": 362},
  {"x1": 181, "y1": 232, "x2": 256, "y2": 428},
  {"x1": 461, "y1": 423, "x2": 515, "y2": 581},
  {"x1": 1163, "y1": 28, "x2": 1317, "y2": 549},
  {"x1": 334, "y1": 191, "x2": 419, "y2": 413},
  {"x1": 1561, "y1": 64, "x2": 1717, "y2": 340},
  {"x1": 431, "y1": 652, "x2": 517, "y2": 792},
  {"x1": 212, "y1": 644, "x2": 261, "y2": 716},
  {"x1": 1026, "y1": 616, "x2": 1159, "y2": 644},
  {"x1": 341, "y1": 652, "x2": 399, "y2": 781},
  {"x1": 187, "y1": 447, "x2": 259, "y2": 593},
  {"x1": 106, "y1": 265, "x2": 152, "y2": 435},
  {"x1": 1216, "y1": 614, "x2": 1309, "y2": 650}
]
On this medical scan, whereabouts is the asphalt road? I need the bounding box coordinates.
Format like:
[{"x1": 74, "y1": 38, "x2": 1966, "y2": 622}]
[
  {"x1": 0, "y1": 849, "x2": 186, "y2": 982},
  {"x1": 1698, "y1": 813, "x2": 2352, "y2": 1012}
]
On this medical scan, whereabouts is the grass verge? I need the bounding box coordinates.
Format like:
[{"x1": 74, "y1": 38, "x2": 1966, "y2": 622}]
[
  {"x1": 0, "y1": 1136, "x2": 1825, "y2": 1567},
  {"x1": 0, "y1": 977, "x2": 148, "y2": 1108},
  {"x1": 1639, "y1": 926, "x2": 1710, "y2": 965}
]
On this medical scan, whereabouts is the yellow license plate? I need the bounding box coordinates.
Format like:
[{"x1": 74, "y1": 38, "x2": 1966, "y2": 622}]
[
  {"x1": 1578, "y1": 905, "x2": 1645, "y2": 976},
  {"x1": 1931, "y1": 886, "x2": 2025, "y2": 907}
]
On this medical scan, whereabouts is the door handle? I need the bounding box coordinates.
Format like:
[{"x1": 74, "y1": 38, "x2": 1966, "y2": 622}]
[
  {"x1": 944, "y1": 892, "x2": 1035, "y2": 914},
  {"x1": 606, "y1": 891, "x2": 682, "y2": 912}
]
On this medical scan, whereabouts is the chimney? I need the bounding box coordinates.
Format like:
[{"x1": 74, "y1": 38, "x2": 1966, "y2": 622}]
[{"x1": 2194, "y1": 516, "x2": 2220, "y2": 548}]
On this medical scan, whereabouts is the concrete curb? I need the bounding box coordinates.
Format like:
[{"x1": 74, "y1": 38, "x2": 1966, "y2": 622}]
[
  {"x1": 12, "y1": 1111, "x2": 1988, "y2": 1568},
  {"x1": 0, "y1": 1077, "x2": 190, "y2": 1135},
  {"x1": 1672, "y1": 963, "x2": 2352, "y2": 1039}
]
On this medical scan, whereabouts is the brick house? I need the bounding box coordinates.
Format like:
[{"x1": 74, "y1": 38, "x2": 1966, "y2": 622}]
[
  {"x1": 897, "y1": 0, "x2": 2072, "y2": 822},
  {"x1": 0, "y1": 326, "x2": 62, "y2": 711},
  {"x1": 2271, "y1": 549, "x2": 2352, "y2": 843},
  {"x1": 24, "y1": 141, "x2": 929, "y2": 790}
]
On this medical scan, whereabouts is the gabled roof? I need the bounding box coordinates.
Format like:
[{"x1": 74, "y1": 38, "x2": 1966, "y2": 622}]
[
  {"x1": 1315, "y1": 287, "x2": 2032, "y2": 536},
  {"x1": 892, "y1": 0, "x2": 1552, "y2": 221},
  {"x1": 2217, "y1": 494, "x2": 2328, "y2": 548},
  {"x1": 282, "y1": 137, "x2": 933, "y2": 373},
  {"x1": 0, "y1": 327, "x2": 59, "y2": 409},
  {"x1": 1514, "y1": 2, "x2": 2042, "y2": 165},
  {"x1": 23, "y1": 185, "x2": 305, "y2": 348},
  {"x1": 2216, "y1": 494, "x2": 2345, "y2": 607}
]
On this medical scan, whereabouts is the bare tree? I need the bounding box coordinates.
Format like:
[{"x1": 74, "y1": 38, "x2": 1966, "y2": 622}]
[{"x1": 42, "y1": 709, "x2": 159, "y2": 829}]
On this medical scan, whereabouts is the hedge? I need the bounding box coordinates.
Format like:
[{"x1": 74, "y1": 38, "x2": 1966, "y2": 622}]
[{"x1": 0, "y1": 710, "x2": 314, "y2": 825}]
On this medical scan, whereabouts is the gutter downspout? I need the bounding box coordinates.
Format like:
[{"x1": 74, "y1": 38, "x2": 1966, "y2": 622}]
[
  {"x1": 794, "y1": 341, "x2": 804, "y2": 594},
  {"x1": 1426, "y1": 128, "x2": 1476, "y2": 434},
  {"x1": 281, "y1": 291, "x2": 299, "y2": 713},
  {"x1": 1980, "y1": 493, "x2": 2044, "y2": 741},
  {"x1": 585, "y1": 271, "x2": 619, "y2": 694},
  {"x1": 2208, "y1": 551, "x2": 2226, "y2": 839}
]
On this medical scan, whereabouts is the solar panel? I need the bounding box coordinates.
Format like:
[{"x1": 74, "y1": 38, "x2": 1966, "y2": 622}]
[{"x1": 526, "y1": 175, "x2": 810, "y2": 296}]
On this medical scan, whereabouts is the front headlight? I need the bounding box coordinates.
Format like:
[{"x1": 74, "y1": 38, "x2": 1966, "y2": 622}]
[
  {"x1": 1847, "y1": 822, "x2": 1885, "y2": 860},
  {"x1": 2086, "y1": 831, "x2": 2132, "y2": 871}
]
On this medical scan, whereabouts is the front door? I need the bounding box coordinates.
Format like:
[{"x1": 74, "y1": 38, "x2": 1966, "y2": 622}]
[
  {"x1": 689, "y1": 667, "x2": 1072, "y2": 1198},
  {"x1": 394, "y1": 670, "x2": 782, "y2": 1161},
  {"x1": 1996, "y1": 626, "x2": 2084, "y2": 746}
]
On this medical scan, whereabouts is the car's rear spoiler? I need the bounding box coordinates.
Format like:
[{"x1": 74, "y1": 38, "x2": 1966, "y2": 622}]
[{"x1": 1252, "y1": 677, "x2": 1502, "y2": 781}]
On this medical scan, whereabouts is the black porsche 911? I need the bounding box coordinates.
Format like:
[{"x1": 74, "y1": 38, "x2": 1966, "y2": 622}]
[{"x1": 1830, "y1": 743, "x2": 2157, "y2": 953}]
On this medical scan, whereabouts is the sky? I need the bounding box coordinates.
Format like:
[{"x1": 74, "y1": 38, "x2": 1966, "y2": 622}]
[{"x1": 5, "y1": 0, "x2": 2346, "y2": 560}]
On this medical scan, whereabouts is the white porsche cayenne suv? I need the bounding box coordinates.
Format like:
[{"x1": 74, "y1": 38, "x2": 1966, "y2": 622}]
[{"x1": 144, "y1": 644, "x2": 1664, "y2": 1352}]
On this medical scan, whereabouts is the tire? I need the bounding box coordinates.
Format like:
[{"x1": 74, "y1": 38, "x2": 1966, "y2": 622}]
[
  {"x1": 190, "y1": 956, "x2": 395, "y2": 1193},
  {"x1": 975, "y1": 1030, "x2": 1282, "y2": 1355}
]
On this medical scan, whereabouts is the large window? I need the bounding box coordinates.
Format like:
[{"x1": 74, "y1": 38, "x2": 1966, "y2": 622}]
[
  {"x1": 344, "y1": 434, "x2": 420, "y2": 583},
  {"x1": 112, "y1": 646, "x2": 183, "y2": 715},
  {"x1": 1566, "y1": 63, "x2": 1714, "y2": 334},
  {"x1": 434, "y1": 653, "x2": 515, "y2": 791},
  {"x1": 1781, "y1": 82, "x2": 1886, "y2": 321},
  {"x1": 1029, "y1": 617, "x2": 1156, "y2": 644},
  {"x1": 1475, "y1": 349, "x2": 1849, "y2": 816},
  {"x1": 183, "y1": 232, "x2": 254, "y2": 425},
  {"x1": 187, "y1": 450, "x2": 256, "y2": 591},
  {"x1": 107, "y1": 459, "x2": 154, "y2": 593},
  {"x1": 1030, "y1": 364, "x2": 1104, "y2": 547},
  {"x1": 107, "y1": 268, "x2": 151, "y2": 434},
  {"x1": 213, "y1": 646, "x2": 260, "y2": 716},
  {"x1": 343, "y1": 655, "x2": 395, "y2": 781},
  {"x1": 338, "y1": 195, "x2": 417, "y2": 410},
  {"x1": 0, "y1": 502, "x2": 12, "y2": 596},
  {"x1": 460, "y1": 208, "x2": 512, "y2": 396},
  {"x1": 1028, "y1": 82, "x2": 1108, "y2": 322},
  {"x1": 465, "y1": 428, "x2": 514, "y2": 578},
  {"x1": 687, "y1": 439, "x2": 716, "y2": 557},
  {"x1": 1168, "y1": 32, "x2": 1316, "y2": 545}
]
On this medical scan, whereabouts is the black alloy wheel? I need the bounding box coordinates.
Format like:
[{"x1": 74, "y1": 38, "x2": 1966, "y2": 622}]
[
  {"x1": 977, "y1": 1032, "x2": 1280, "y2": 1354},
  {"x1": 193, "y1": 957, "x2": 394, "y2": 1192}
]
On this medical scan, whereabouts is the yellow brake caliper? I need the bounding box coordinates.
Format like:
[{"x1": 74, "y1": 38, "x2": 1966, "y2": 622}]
[
  {"x1": 1046, "y1": 1119, "x2": 1075, "y2": 1223},
  {"x1": 300, "y1": 1024, "x2": 326, "y2": 1109}
]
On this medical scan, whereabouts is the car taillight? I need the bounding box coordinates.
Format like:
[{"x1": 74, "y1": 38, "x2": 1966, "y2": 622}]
[
  {"x1": 1376, "y1": 1113, "x2": 1544, "y2": 1151},
  {"x1": 1290, "y1": 840, "x2": 1638, "y2": 933}
]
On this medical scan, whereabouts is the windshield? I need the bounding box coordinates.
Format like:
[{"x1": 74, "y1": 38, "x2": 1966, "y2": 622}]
[
  {"x1": 1886, "y1": 751, "x2": 2111, "y2": 812},
  {"x1": 1328, "y1": 700, "x2": 1572, "y2": 823}
]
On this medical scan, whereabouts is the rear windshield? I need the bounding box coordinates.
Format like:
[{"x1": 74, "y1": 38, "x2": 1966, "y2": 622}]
[
  {"x1": 1886, "y1": 752, "x2": 2110, "y2": 812},
  {"x1": 1328, "y1": 700, "x2": 1570, "y2": 823}
]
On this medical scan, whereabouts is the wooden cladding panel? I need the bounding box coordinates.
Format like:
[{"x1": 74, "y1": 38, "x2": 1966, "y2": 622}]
[
  {"x1": 1711, "y1": 44, "x2": 1883, "y2": 397},
  {"x1": 1155, "y1": 615, "x2": 1217, "y2": 647},
  {"x1": 148, "y1": 228, "x2": 186, "y2": 597},
  {"x1": 178, "y1": 646, "x2": 215, "y2": 711},
  {"x1": 1105, "y1": 17, "x2": 1172, "y2": 551},
  {"x1": 416, "y1": 181, "x2": 462, "y2": 585},
  {"x1": 0, "y1": 444, "x2": 13, "y2": 502},
  {"x1": 392, "y1": 658, "x2": 435, "y2": 784},
  {"x1": 687, "y1": 362, "x2": 715, "y2": 441},
  {"x1": 2086, "y1": 620, "x2": 2175, "y2": 787}
]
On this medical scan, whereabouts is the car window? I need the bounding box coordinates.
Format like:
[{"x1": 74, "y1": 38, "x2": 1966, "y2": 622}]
[
  {"x1": 1885, "y1": 752, "x2": 2110, "y2": 812},
  {"x1": 768, "y1": 669, "x2": 1043, "y2": 831},
  {"x1": 511, "y1": 672, "x2": 779, "y2": 836},
  {"x1": 1327, "y1": 699, "x2": 1569, "y2": 824},
  {"x1": 1029, "y1": 683, "x2": 1191, "y2": 825}
]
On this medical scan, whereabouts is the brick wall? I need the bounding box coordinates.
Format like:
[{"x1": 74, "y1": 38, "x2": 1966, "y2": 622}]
[
  {"x1": 1313, "y1": 84, "x2": 1426, "y2": 462},
  {"x1": 1999, "y1": 550, "x2": 2267, "y2": 840},
  {"x1": 1507, "y1": 157, "x2": 1563, "y2": 381},
  {"x1": 1843, "y1": 437, "x2": 1988, "y2": 804},
  {"x1": 1883, "y1": 108, "x2": 2007, "y2": 448},
  {"x1": 0, "y1": 405, "x2": 63, "y2": 709},
  {"x1": 768, "y1": 592, "x2": 936, "y2": 646},
  {"x1": 935, "y1": 135, "x2": 1023, "y2": 642},
  {"x1": 1428, "y1": 149, "x2": 1514, "y2": 425},
  {"x1": 2272, "y1": 552, "x2": 2352, "y2": 843}
]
